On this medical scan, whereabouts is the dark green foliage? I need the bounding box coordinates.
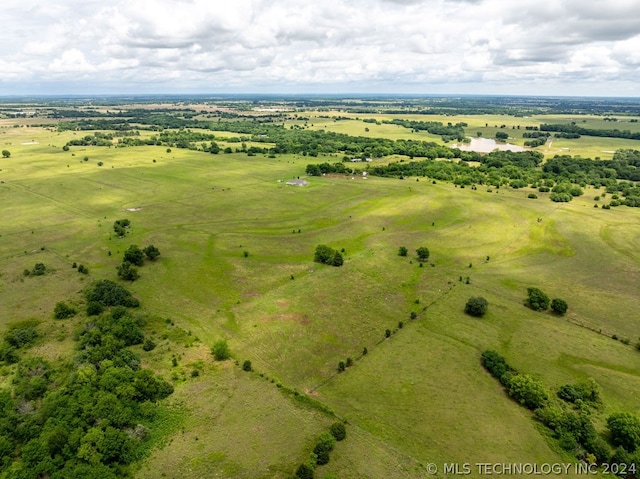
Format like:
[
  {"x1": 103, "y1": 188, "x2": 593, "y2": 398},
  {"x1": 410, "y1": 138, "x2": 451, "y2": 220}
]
[
  {"x1": 117, "y1": 261, "x2": 140, "y2": 281},
  {"x1": 113, "y1": 219, "x2": 130, "y2": 237},
  {"x1": 526, "y1": 287, "x2": 550, "y2": 311},
  {"x1": 4, "y1": 320, "x2": 39, "y2": 349},
  {"x1": 481, "y1": 350, "x2": 516, "y2": 387},
  {"x1": 495, "y1": 131, "x2": 509, "y2": 141},
  {"x1": 1, "y1": 150, "x2": 10, "y2": 158},
  {"x1": 123, "y1": 245, "x2": 144, "y2": 267},
  {"x1": 313, "y1": 245, "x2": 343, "y2": 267},
  {"x1": 86, "y1": 301, "x2": 104, "y2": 316},
  {"x1": 31, "y1": 262, "x2": 47, "y2": 276},
  {"x1": 346, "y1": 357, "x2": 353, "y2": 367},
  {"x1": 385, "y1": 329, "x2": 391, "y2": 338},
  {"x1": 143, "y1": 244, "x2": 161, "y2": 261},
  {"x1": 242, "y1": 360, "x2": 252, "y2": 372},
  {"x1": 398, "y1": 246, "x2": 408, "y2": 257},
  {"x1": 607, "y1": 413, "x2": 640, "y2": 452},
  {"x1": 416, "y1": 246, "x2": 430, "y2": 262},
  {"x1": 410, "y1": 311, "x2": 417, "y2": 320},
  {"x1": 551, "y1": 298, "x2": 568, "y2": 315},
  {"x1": 464, "y1": 296, "x2": 488, "y2": 317},
  {"x1": 211, "y1": 340, "x2": 230, "y2": 361},
  {"x1": 295, "y1": 463, "x2": 315, "y2": 479},
  {"x1": 557, "y1": 379, "x2": 601, "y2": 405},
  {"x1": 329, "y1": 422, "x2": 346, "y2": 441},
  {"x1": 86, "y1": 279, "x2": 140, "y2": 308},
  {"x1": 337, "y1": 361, "x2": 345, "y2": 372},
  {"x1": 54, "y1": 301, "x2": 77, "y2": 319},
  {"x1": 142, "y1": 339, "x2": 156, "y2": 351},
  {"x1": 78, "y1": 264, "x2": 89, "y2": 274},
  {"x1": 313, "y1": 432, "x2": 335, "y2": 465}
]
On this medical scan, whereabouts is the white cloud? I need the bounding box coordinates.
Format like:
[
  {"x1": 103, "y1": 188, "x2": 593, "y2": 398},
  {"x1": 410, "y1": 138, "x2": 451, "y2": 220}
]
[{"x1": 0, "y1": 0, "x2": 639, "y2": 95}]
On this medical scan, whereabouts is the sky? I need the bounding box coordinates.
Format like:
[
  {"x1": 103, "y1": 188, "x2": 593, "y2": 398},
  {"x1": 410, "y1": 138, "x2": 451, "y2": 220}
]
[{"x1": 2, "y1": 0, "x2": 640, "y2": 97}]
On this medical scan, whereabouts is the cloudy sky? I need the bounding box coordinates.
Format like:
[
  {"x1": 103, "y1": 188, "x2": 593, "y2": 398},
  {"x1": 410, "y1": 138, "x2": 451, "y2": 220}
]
[{"x1": 2, "y1": 0, "x2": 640, "y2": 96}]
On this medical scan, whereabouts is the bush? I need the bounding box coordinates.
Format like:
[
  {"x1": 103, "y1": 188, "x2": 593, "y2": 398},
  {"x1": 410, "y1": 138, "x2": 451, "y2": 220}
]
[
  {"x1": 398, "y1": 246, "x2": 408, "y2": 257},
  {"x1": 527, "y1": 193, "x2": 538, "y2": 199},
  {"x1": 54, "y1": 302, "x2": 77, "y2": 319},
  {"x1": 31, "y1": 263, "x2": 47, "y2": 276},
  {"x1": 464, "y1": 296, "x2": 488, "y2": 317},
  {"x1": 211, "y1": 340, "x2": 230, "y2": 361},
  {"x1": 313, "y1": 432, "x2": 336, "y2": 465},
  {"x1": 123, "y1": 245, "x2": 144, "y2": 266},
  {"x1": 86, "y1": 301, "x2": 104, "y2": 316},
  {"x1": 314, "y1": 245, "x2": 343, "y2": 267},
  {"x1": 507, "y1": 374, "x2": 549, "y2": 410},
  {"x1": 526, "y1": 287, "x2": 550, "y2": 311},
  {"x1": 242, "y1": 360, "x2": 252, "y2": 372},
  {"x1": 4, "y1": 321, "x2": 39, "y2": 349},
  {"x1": 86, "y1": 279, "x2": 140, "y2": 308},
  {"x1": 329, "y1": 422, "x2": 346, "y2": 441},
  {"x1": 551, "y1": 298, "x2": 568, "y2": 315},
  {"x1": 117, "y1": 261, "x2": 139, "y2": 281},
  {"x1": 77, "y1": 264, "x2": 89, "y2": 274},
  {"x1": 416, "y1": 246, "x2": 430, "y2": 262},
  {"x1": 143, "y1": 339, "x2": 156, "y2": 351},
  {"x1": 607, "y1": 413, "x2": 640, "y2": 452},
  {"x1": 143, "y1": 245, "x2": 161, "y2": 261},
  {"x1": 295, "y1": 463, "x2": 314, "y2": 479}
]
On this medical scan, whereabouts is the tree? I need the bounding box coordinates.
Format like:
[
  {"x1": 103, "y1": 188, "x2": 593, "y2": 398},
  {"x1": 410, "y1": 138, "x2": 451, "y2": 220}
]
[
  {"x1": 607, "y1": 413, "x2": 640, "y2": 452},
  {"x1": 314, "y1": 244, "x2": 334, "y2": 264},
  {"x1": 54, "y1": 302, "x2": 77, "y2": 319},
  {"x1": 331, "y1": 251, "x2": 344, "y2": 267},
  {"x1": 398, "y1": 246, "x2": 408, "y2": 257},
  {"x1": 526, "y1": 287, "x2": 550, "y2": 311},
  {"x1": 507, "y1": 374, "x2": 549, "y2": 410},
  {"x1": 117, "y1": 261, "x2": 139, "y2": 281},
  {"x1": 551, "y1": 298, "x2": 568, "y2": 315},
  {"x1": 123, "y1": 245, "x2": 144, "y2": 266},
  {"x1": 329, "y1": 422, "x2": 346, "y2": 441},
  {"x1": 465, "y1": 297, "x2": 488, "y2": 317},
  {"x1": 211, "y1": 340, "x2": 230, "y2": 361},
  {"x1": 416, "y1": 247, "x2": 430, "y2": 262},
  {"x1": 242, "y1": 360, "x2": 252, "y2": 372},
  {"x1": 143, "y1": 245, "x2": 161, "y2": 261},
  {"x1": 86, "y1": 279, "x2": 140, "y2": 308},
  {"x1": 1, "y1": 150, "x2": 10, "y2": 158},
  {"x1": 295, "y1": 463, "x2": 315, "y2": 479},
  {"x1": 313, "y1": 432, "x2": 335, "y2": 465},
  {"x1": 495, "y1": 132, "x2": 509, "y2": 141}
]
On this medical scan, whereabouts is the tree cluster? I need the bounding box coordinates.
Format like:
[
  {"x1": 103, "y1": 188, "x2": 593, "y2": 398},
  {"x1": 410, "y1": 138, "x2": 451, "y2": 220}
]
[
  {"x1": 313, "y1": 245, "x2": 343, "y2": 267},
  {"x1": 117, "y1": 245, "x2": 161, "y2": 281}
]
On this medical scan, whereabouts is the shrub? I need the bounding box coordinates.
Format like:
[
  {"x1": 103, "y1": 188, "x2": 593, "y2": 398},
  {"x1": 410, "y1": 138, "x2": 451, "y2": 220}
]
[
  {"x1": 465, "y1": 297, "x2": 488, "y2": 317},
  {"x1": 77, "y1": 264, "x2": 89, "y2": 274},
  {"x1": 507, "y1": 374, "x2": 549, "y2": 410},
  {"x1": 526, "y1": 287, "x2": 549, "y2": 311},
  {"x1": 329, "y1": 422, "x2": 346, "y2": 441},
  {"x1": 527, "y1": 193, "x2": 538, "y2": 199},
  {"x1": 313, "y1": 432, "x2": 336, "y2": 465},
  {"x1": 550, "y1": 298, "x2": 568, "y2": 315},
  {"x1": 143, "y1": 245, "x2": 161, "y2": 261},
  {"x1": 86, "y1": 301, "x2": 104, "y2": 316},
  {"x1": 31, "y1": 263, "x2": 47, "y2": 276},
  {"x1": 117, "y1": 261, "x2": 139, "y2": 281},
  {"x1": 4, "y1": 321, "x2": 39, "y2": 349},
  {"x1": 242, "y1": 360, "x2": 252, "y2": 372},
  {"x1": 416, "y1": 246, "x2": 430, "y2": 262},
  {"x1": 143, "y1": 339, "x2": 156, "y2": 351},
  {"x1": 295, "y1": 463, "x2": 314, "y2": 479},
  {"x1": 607, "y1": 412, "x2": 640, "y2": 452},
  {"x1": 398, "y1": 246, "x2": 408, "y2": 257},
  {"x1": 86, "y1": 279, "x2": 140, "y2": 308},
  {"x1": 211, "y1": 340, "x2": 230, "y2": 361},
  {"x1": 123, "y1": 245, "x2": 144, "y2": 266},
  {"x1": 54, "y1": 302, "x2": 77, "y2": 319}
]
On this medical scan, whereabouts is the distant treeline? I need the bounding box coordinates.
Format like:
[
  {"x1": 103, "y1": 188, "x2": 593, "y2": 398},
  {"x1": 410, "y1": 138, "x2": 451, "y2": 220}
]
[
  {"x1": 540, "y1": 123, "x2": 640, "y2": 140},
  {"x1": 308, "y1": 149, "x2": 640, "y2": 207},
  {"x1": 381, "y1": 119, "x2": 467, "y2": 141}
]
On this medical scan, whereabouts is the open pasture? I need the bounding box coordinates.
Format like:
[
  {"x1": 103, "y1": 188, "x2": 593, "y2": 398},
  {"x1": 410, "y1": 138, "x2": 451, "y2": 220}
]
[{"x1": 1, "y1": 117, "x2": 640, "y2": 478}]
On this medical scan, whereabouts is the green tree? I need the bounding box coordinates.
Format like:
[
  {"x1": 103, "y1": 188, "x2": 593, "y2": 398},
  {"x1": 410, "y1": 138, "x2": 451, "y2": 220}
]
[
  {"x1": 117, "y1": 261, "x2": 139, "y2": 281},
  {"x1": 607, "y1": 412, "x2": 640, "y2": 452},
  {"x1": 416, "y1": 247, "x2": 430, "y2": 262},
  {"x1": 54, "y1": 302, "x2": 77, "y2": 319},
  {"x1": 211, "y1": 340, "x2": 230, "y2": 361},
  {"x1": 551, "y1": 298, "x2": 568, "y2": 315},
  {"x1": 331, "y1": 251, "x2": 344, "y2": 267},
  {"x1": 123, "y1": 245, "x2": 144, "y2": 266},
  {"x1": 313, "y1": 432, "x2": 336, "y2": 465},
  {"x1": 507, "y1": 374, "x2": 549, "y2": 410},
  {"x1": 329, "y1": 422, "x2": 346, "y2": 441},
  {"x1": 464, "y1": 297, "x2": 488, "y2": 317},
  {"x1": 143, "y1": 245, "x2": 161, "y2": 261},
  {"x1": 1, "y1": 150, "x2": 10, "y2": 158},
  {"x1": 314, "y1": 244, "x2": 335, "y2": 264},
  {"x1": 398, "y1": 246, "x2": 408, "y2": 257},
  {"x1": 495, "y1": 132, "x2": 509, "y2": 141},
  {"x1": 242, "y1": 360, "x2": 252, "y2": 372},
  {"x1": 526, "y1": 287, "x2": 550, "y2": 311}
]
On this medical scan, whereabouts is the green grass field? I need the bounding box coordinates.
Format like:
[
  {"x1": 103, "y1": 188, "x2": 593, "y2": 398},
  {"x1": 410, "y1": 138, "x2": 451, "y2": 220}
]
[{"x1": 1, "y1": 114, "x2": 640, "y2": 478}]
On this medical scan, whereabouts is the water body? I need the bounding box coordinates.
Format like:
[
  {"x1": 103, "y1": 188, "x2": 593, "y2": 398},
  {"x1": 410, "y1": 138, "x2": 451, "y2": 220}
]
[{"x1": 451, "y1": 137, "x2": 526, "y2": 153}]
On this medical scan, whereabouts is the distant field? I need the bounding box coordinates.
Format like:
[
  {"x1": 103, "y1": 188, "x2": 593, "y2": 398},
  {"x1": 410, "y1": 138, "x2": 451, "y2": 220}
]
[{"x1": 1, "y1": 115, "x2": 640, "y2": 478}]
